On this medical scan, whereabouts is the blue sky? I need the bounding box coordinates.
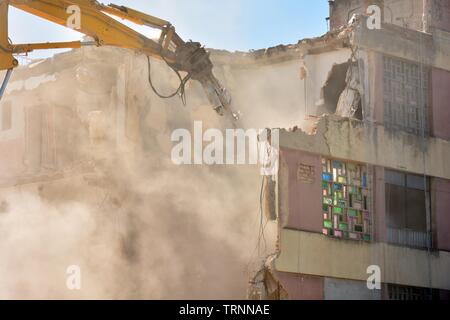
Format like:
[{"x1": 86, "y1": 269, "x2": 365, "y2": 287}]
[{"x1": 8, "y1": 0, "x2": 329, "y2": 60}]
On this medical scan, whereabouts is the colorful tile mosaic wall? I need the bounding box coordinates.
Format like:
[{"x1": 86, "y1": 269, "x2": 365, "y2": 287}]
[{"x1": 322, "y1": 158, "x2": 371, "y2": 241}]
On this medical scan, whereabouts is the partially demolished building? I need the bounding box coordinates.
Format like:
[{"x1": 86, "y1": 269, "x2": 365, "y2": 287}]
[
  {"x1": 252, "y1": 0, "x2": 450, "y2": 300},
  {"x1": 0, "y1": 0, "x2": 449, "y2": 300}
]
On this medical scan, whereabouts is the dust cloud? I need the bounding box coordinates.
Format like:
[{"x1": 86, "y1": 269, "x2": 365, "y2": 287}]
[{"x1": 0, "y1": 46, "x2": 305, "y2": 299}]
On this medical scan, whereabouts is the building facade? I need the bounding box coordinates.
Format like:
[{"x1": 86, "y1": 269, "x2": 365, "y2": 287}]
[{"x1": 251, "y1": 0, "x2": 450, "y2": 300}]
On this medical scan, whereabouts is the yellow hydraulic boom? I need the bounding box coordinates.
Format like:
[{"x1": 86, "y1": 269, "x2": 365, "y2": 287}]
[{"x1": 0, "y1": 0, "x2": 237, "y2": 118}]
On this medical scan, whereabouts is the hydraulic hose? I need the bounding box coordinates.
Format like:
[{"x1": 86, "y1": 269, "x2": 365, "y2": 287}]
[{"x1": 0, "y1": 69, "x2": 13, "y2": 102}]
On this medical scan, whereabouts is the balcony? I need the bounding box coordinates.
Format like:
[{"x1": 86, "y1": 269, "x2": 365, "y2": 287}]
[{"x1": 386, "y1": 227, "x2": 430, "y2": 249}]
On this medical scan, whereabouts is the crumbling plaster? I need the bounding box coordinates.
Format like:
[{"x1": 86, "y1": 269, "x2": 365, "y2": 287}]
[
  {"x1": 0, "y1": 45, "x2": 276, "y2": 299},
  {"x1": 303, "y1": 49, "x2": 352, "y2": 115},
  {"x1": 279, "y1": 115, "x2": 450, "y2": 180}
]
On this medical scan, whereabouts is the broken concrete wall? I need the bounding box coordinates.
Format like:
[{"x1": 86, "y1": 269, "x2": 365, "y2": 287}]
[
  {"x1": 279, "y1": 116, "x2": 450, "y2": 180},
  {"x1": 303, "y1": 49, "x2": 352, "y2": 116},
  {"x1": 247, "y1": 264, "x2": 288, "y2": 300},
  {"x1": 211, "y1": 42, "x2": 355, "y2": 124},
  {"x1": 210, "y1": 52, "x2": 309, "y2": 129},
  {"x1": 2, "y1": 43, "x2": 331, "y2": 298}
]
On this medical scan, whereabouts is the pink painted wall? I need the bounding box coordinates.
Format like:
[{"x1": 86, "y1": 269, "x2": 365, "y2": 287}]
[
  {"x1": 370, "y1": 52, "x2": 384, "y2": 124},
  {"x1": 426, "y1": 0, "x2": 450, "y2": 32},
  {"x1": 280, "y1": 147, "x2": 323, "y2": 233},
  {"x1": 431, "y1": 68, "x2": 450, "y2": 140},
  {"x1": 275, "y1": 271, "x2": 324, "y2": 300},
  {"x1": 432, "y1": 178, "x2": 450, "y2": 251}
]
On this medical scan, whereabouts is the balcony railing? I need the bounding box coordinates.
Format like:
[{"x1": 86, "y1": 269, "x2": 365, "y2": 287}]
[{"x1": 386, "y1": 227, "x2": 430, "y2": 249}]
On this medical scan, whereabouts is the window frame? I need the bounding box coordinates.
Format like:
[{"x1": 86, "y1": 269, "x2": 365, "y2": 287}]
[{"x1": 321, "y1": 158, "x2": 372, "y2": 241}]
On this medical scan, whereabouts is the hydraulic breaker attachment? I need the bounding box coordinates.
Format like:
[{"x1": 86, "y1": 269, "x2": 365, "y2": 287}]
[{"x1": 170, "y1": 42, "x2": 238, "y2": 119}]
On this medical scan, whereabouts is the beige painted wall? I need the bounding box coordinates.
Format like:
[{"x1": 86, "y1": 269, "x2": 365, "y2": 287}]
[
  {"x1": 279, "y1": 115, "x2": 450, "y2": 180},
  {"x1": 275, "y1": 229, "x2": 450, "y2": 290},
  {"x1": 353, "y1": 21, "x2": 450, "y2": 72}
]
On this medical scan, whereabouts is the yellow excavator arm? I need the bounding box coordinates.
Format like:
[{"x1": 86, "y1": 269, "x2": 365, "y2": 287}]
[{"x1": 0, "y1": 0, "x2": 237, "y2": 118}]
